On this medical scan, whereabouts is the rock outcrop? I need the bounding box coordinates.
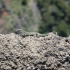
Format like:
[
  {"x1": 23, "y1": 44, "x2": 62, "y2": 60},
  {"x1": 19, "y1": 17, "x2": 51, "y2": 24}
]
[{"x1": 0, "y1": 32, "x2": 70, "y2": 70}]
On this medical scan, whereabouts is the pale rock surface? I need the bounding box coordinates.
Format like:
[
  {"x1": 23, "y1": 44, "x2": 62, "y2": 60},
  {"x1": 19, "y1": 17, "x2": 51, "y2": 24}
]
[{"x1": 0, "y1": 32, "x2": 70, "y2": 70}]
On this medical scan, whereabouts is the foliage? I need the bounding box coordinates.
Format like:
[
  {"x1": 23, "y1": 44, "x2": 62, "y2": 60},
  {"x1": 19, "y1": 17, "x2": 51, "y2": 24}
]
[
  {"x1": 6, "y1": 16, "x2": 15, "y2": 32},
  {"x1": 0, "y1": 0, "x2": 40, "y2": 33},
  {"x1": 5, "y1": 0, "x2": 40, "y2": 32},
  {"x1": 0, "y1": 0, "x2": 70, "y2": 36},
  {"x1": 37, "y1": 0, "x2": 70, "y2": 36}
]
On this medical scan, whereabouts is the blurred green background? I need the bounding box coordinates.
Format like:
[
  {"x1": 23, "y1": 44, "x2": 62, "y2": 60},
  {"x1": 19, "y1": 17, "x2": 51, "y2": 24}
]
[{"x1": 0, "y1": 0, "x2": 70, "y2": 37}]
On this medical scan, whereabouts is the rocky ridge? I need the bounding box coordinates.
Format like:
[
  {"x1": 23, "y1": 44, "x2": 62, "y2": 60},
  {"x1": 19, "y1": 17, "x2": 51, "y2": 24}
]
[{"x1": 0, "y1": 32, "x2": 70, "y2": 70}]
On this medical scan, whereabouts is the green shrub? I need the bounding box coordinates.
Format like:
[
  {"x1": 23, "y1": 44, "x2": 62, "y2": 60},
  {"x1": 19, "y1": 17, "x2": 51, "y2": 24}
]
[{"x1": 37, "y1": 0, "x2": 70, "y2": 36}]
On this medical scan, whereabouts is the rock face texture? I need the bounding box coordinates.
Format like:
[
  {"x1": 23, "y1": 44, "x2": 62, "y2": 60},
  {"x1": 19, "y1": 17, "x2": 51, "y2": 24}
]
[{"x1": 0, "y1": 32, "x2": 70, "y2": 70}]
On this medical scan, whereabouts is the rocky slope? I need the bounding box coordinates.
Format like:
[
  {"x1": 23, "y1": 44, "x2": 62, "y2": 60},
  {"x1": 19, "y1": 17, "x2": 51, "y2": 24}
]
[{"x1": 0, "y1": 32, "x2": 70, "y2": 70}]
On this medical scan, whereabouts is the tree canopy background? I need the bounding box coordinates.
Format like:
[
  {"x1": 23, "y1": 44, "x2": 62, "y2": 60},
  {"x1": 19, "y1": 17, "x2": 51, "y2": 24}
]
[
  {"x1": 0, "y1": 0, "x2": 70, "y2": 37},
  {"x1": 37, "y1": 0, "x2": 70, "y2": 37}
]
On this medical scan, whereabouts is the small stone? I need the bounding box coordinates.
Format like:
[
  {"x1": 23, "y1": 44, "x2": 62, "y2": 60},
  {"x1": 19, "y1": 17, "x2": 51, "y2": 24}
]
[
  {"x1": 50, "y1": 52, "x2": 57, "y2": 57},
  {"x1": 44, "y1": 52, "x2": 49, "y2": 57},
  {"x1": 65, "y1": 55, "x2": 70, "y2": 62},
  {"x1": 46, "y1": 62, "x2": 52, "y2": 67},
  {"x1": 65, "y1": 39, "x2": 69, "y2": 42},
  {"x1": 59, "y1": 58, "x2": 65, "y2": 64},
  {"x1": 57, "y1": 62, "x2": 61, "y2": 67},
  {"x1": 27, "y1": 67, "x2": 31, "y2": 70},
  {"x1": 58, "y1": 47, "x2": 64, "y2": 51}
]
